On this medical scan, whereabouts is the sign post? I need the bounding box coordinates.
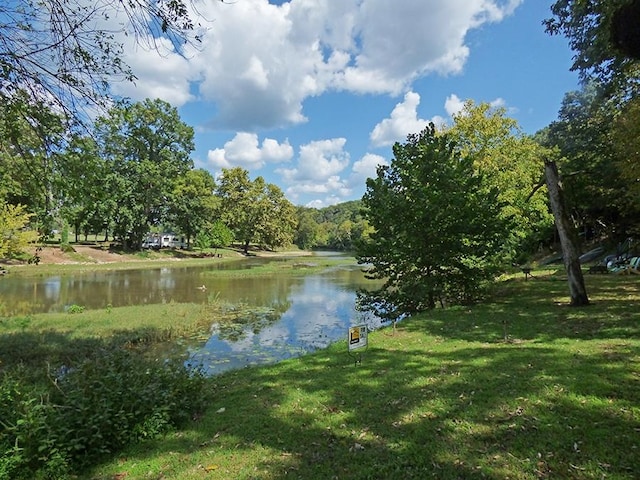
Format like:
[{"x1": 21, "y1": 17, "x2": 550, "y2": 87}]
[{"x1": 348, "y1": 324, "x2": 368, "y2": 365}]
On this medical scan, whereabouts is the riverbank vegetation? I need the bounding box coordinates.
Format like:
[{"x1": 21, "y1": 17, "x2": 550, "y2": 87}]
[{"x1": 1, "y1": 269, "x2": 638, "y2": 479}]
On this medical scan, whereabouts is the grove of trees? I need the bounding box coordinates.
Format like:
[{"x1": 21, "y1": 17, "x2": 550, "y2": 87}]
[
  {"x1": 0, "y1": 98, "x2": 299, "y2": 256},
  {"x1": 216, "y1": 167, "x2": 297, "y2": 254},
  {"x1": 294, "y1": 201, "x2": 372, "y2": 252}
]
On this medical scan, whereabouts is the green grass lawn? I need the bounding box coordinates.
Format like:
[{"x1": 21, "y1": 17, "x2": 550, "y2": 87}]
[{"x1": 80, "y1": 271, "x2": 640, "y2": 480}]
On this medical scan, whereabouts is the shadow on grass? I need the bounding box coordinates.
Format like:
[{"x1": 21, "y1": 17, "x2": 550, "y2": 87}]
[
  {"x1": 90, "y1": 319, "x2": 639, "y2": 479},
  {"x1": 401, "y1": 274, "x2": 640, "y2": 344},
  {"x1": 0, "y1": 330, "x2": 108, "y2": 374}
]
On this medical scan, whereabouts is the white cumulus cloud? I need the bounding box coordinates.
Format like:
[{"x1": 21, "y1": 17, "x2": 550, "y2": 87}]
[
  {"x1": 350, "y1": 153, "x2": 388, "y2": 185},
  {"x1": 207, "y1": 132, "x2": 293, "y2": 170},
  {"x1": 445, "y1": 94, "x2": 466, "y2": 117},
  {"x1": 277, "y1": 138, "x2": 353, "y2": 205},
  {"x1": 279, "y1": 138, "x2": 350, "y2": 182},
  {"x1": 119, "y1": 0, "x2": 523, "y2": 130},
  {"x1": 370, "y1": 91, "x2": 430, "y2": 147}
]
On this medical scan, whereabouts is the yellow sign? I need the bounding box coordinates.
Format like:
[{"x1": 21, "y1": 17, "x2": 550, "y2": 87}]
[{"x1": 348, "y1": 325, "x2": 368, "y2": 351}]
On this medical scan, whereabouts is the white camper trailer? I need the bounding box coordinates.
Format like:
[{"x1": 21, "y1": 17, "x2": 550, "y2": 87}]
[
  {"x1": 160, "y1": 234, "x2": 186, "y2": 249},
  {"x1": 142, "y1": 233, "x2": 185, "y2": 249}
]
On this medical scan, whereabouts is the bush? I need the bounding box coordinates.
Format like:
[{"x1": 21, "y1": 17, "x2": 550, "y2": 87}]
[
  {"x1": 65, "y1": 304, "x2": 84, "y2": 314},
  {"x1": 59, "y1": 244, "x2": 75, "y2": 254},
  {"x1": 0, "y1": 348, "x2": 208, "y2": 479}
]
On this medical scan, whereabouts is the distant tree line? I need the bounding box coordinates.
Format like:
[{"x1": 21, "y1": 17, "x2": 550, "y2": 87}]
[
  {"x1": 0, "y1": 95, "x2": 375, "y2": 258},
  {"x1": 295, "y1": 201, "x2": 372, "y2": 252},
  {"x1": 0, "y1": 97, "x2": 299, "y2": 255}
]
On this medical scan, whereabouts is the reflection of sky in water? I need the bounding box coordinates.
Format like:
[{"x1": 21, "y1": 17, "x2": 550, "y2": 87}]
[
  {"x1": 189, "y1": 274, "x2": 384, "y2": 376},
  {"x1": 44, "y1": 277, "x2": 61, "y2": 300},
  {"x1": 0, "y1": 257, "x2": 384, "y2": 372}
]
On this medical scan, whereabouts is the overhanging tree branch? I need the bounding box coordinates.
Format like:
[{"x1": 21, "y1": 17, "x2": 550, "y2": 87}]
[{"x1": 0, "y1": 0, "x2": 223, "y2": 122}]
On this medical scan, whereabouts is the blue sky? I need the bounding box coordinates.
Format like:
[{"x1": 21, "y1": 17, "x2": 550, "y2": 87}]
[{"x1": 112, "y1": 0, "x2": 579, "y2": 208}]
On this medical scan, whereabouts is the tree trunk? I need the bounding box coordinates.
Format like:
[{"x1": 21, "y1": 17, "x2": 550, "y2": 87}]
[{"x1": 544, "y1": 160, "x2": 589, "y2": 306}]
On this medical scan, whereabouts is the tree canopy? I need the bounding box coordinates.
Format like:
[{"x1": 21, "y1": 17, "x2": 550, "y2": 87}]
[
  {"x1": 545, "y1": 0, "x2": 640, "y2": 94},
  {"x1": 446, "y1": 101, "x2": 553, "y2": 262},
  {"x1": 216, "y1": 167, "x2": 297, "y2": 253},
  {"x1": 88, "y1": 98, "x2": 195, "y2": 248},
  {"x1": 293, "y1": 201, "x2": 372, "y2": 252},
  {"x1": 356, "y1": 124, "x2": 510, "y2": 321},
  {"x1": 168, "y1": 169, "x2": 219, "y2": 248},
  {"x1": 611, "y1": 95, "x2": 640, "y2": 214},
  {"x1": 540, "y1": 80, "x2": 640, "y2": 239},
  {"x1": 0, "y1": 92, "x2": 70, "y2": 235}
]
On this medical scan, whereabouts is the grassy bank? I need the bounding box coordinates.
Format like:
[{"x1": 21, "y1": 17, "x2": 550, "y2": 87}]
[
  {"x1": 73, "y1": 271, "x2": 640, "y2": 480},
  {"x1": 0, "y1": 303, "x2": 212, "y2": 373},
  {"x1": 1, "y1": 247, "x2": 245, "y2": 278},
  {"x1": 1, "y1": 269, "x2": 639, "y2": 479}
]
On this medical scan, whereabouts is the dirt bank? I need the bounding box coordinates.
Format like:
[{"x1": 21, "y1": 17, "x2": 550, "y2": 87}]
[
  {"x1": 8, "y1": 244, "x2": 309, "y2": 266},
  {"x1": 29, "y1": 245, "x2": 151, "y2": 264}
]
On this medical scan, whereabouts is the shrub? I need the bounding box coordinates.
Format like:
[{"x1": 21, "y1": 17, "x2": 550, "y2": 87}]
[
  {"x1": 65, "y1": 304, "x2": 84, "y2": 314},
  {"x1": 0, "y1": 348, "x2": 208, "y2": 479}
]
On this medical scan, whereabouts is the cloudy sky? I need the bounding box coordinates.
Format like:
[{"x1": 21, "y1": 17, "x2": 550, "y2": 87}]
[{"x1": 112, "y1": 0, "x2": 579, "y2": 208}]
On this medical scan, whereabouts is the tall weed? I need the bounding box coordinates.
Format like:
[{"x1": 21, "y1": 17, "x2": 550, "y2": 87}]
[{"x1": 0, "y1": 348, "x2": 207, "y2": 479}]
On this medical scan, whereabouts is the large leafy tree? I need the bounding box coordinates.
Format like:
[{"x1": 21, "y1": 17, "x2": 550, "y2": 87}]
[
  {"x1": 206, "y1": 220, "x2": 234, "y2": 251},
  {"x1": 58, "y1": 134, "x2": 122, "y2": 242},
  {"x1": 357, "y1": 124, "x2": 510, "y2": 321},
  {"x1": 255, "y1": 181, "x2": 297, "y2": 250},
  {"x1": 544, "y1": 0, "x2": 640, "y2": 237},
  {"x1": 0, "y1": 93, "x2": 69, "y2": 235},
  {"x1": 216, "y1": 167, "x2": 255, "y2": 251},
  {"x1": 610, "y1": 96, "x2": 640, "y2": 234},
  {"x1": 216, "y1": 167, "x2": 297, "y2": 253},
  {"x1": 168, "y1": 169, "x2": 219, "y2": 248},
  {"x1": 541, "y1": 82, "x2": 635, "y2": 238},
  {"x1": 294, "y1": 207, "x2": 321, "y2": 250},
  {"x1": 93, "y1": 98, "x2": 194, "y2": 249},
  {"x1": 446, "y1": 101, "x2": 553, "y2": 261}
]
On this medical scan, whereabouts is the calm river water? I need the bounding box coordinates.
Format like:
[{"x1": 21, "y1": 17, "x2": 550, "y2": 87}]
[{"x1": 0, "y1": 254, "x2": 384, "y2": 374}]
